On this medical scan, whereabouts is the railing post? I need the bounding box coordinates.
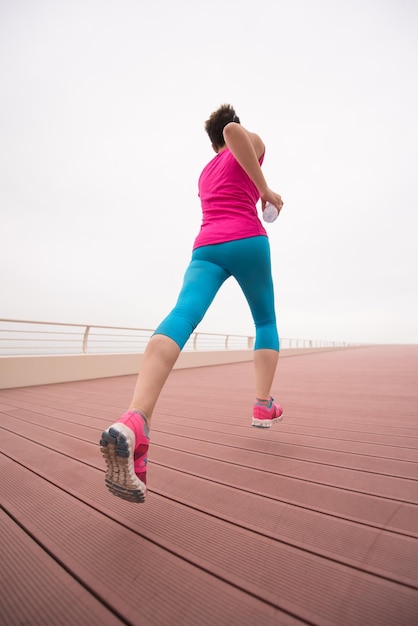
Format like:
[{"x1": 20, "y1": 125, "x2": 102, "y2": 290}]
[
  {"x1": 82, "y1": 326, "x2": 90, "y2": 353},
  {"x1": 225, "y1": 335, "x2": 229, "y2": 350},
  {"x1": 193, "y1": 333, "x2": 198, "y2": 351}
]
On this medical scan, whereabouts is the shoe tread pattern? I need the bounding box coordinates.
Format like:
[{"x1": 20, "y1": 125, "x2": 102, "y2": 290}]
[{"x1": 100, "y1": 427, "x2": 146, "y2": 503}]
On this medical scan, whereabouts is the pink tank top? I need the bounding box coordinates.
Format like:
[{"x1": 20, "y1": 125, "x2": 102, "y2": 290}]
[{"x1": 193, "y1": 148, "x2": 267, "y2": 249}]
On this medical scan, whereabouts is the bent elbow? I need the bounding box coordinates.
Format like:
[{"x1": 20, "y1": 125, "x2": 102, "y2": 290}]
[{"x1": 223, "y1": 121, "x2": 241, "y2": 140}]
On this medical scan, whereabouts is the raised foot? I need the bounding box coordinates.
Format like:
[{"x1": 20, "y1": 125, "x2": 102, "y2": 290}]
[{"x1": 100, "y1": 425, "x2": 146, "y2": 503}]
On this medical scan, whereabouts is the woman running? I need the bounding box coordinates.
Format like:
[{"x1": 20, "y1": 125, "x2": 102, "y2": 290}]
[{"x1": 100, "y1": 104, "x2": 284, "y2": 503}]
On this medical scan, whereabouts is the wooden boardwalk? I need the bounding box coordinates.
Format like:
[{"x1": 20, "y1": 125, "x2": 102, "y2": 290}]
[{"x1": 1, "y1": 345, "x2": 418, "y2": 625}]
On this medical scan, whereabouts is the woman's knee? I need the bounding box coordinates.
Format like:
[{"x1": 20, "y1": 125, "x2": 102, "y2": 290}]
[{"x1": 254, "y1": 322, "x2": 280, "y2": 351}]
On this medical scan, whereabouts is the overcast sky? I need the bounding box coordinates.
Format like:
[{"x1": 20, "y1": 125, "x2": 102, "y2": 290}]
[{"x1": 1, "y1": 0, "x2": 417, "y2": 345}]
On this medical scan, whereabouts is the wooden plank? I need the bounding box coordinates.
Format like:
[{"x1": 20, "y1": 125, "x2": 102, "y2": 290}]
[
  {"x1": 0, "y1": 457, "x2": 303, "y2": 626},
  {"x1": 3, "y1": 413, "x2": 418, "y2": 537},
  {"x1": 1, "y1": 345, "x2": 418, "y2": 626},
  {"x1": 2, "y1": 432, "x2": 418, "y2": 623},
  {"x1": 5, "y1": 406, "x2": 418, "y2": 470},
  {"x1": 0, "y1": 510, "x2": 124, "y2": 626}
]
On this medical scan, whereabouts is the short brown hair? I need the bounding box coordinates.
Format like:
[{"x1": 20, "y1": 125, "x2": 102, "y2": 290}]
[{"x1": 204, "y1": 104, "x2": 240, "y2": 150}]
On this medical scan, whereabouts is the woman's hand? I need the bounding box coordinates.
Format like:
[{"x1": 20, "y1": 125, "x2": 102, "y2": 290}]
[{"x1": 260, "y1": 188, "x2": 284, "y2": 215}]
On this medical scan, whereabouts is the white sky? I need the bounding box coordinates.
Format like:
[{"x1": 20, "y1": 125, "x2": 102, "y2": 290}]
[{"x1": 1, "y1": 0, "x2": 417, "y2": 345}]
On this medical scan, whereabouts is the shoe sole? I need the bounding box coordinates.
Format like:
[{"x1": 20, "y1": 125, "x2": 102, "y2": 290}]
[
  {"x1": 252, "y1": 414, "x2": 284, "y2": 428},
  {"x1": 100, "y1": 424, "x2": 146, "y2": 503}
]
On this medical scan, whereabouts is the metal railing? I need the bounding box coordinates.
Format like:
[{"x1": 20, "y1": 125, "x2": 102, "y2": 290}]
[
  {"x1": 0, "y1": 318, "x2": 352, "y2": 357},
  {"x1": 0, "y1": 319, "x2": 255, "y2": 356}
]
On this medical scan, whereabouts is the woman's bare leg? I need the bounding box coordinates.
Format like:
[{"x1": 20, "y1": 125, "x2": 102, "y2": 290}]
[
  {"x1": 128, "y1": 334, "x2": 181, "y2": 423},
  {"x1": 253, "y1": 348, "x2": 279, "y2": 399}
]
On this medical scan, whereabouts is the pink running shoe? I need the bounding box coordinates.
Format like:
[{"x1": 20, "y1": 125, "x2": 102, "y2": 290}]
[
  {"x1": 252, "y1": 397, "x2": 283, "y2": 428},
  {"x1": 100, "y1": 410, "x2": 150, "y2": 503}
]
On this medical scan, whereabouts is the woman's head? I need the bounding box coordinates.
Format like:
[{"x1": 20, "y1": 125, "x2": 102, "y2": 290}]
[{"x1": 205, "y1": 104, "x2": 240, "y2": 152}]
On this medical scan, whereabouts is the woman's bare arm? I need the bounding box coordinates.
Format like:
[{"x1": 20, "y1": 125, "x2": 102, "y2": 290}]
[{"x1": 223, "y1": 122, "x2": 283, "y2": 213}]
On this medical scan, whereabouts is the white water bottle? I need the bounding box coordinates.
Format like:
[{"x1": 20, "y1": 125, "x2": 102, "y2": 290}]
[{"x1": 262, "y1": 202, "x2": 279, "y2": 223}]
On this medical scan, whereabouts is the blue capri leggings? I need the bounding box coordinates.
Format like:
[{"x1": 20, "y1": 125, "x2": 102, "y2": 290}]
[{"x1": 153, "y1": 236, "x2": 279, "y2": 351}]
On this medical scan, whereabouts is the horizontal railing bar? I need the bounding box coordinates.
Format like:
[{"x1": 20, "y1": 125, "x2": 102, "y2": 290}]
[
  {"x1": 0, "y1": 318, "x2": 154, "y2": 332},
  {"x1": 0, "y1": 330, "x2": 67, "y2": 335},
  {"x1": 0, "y1": 318, "x2": 359, "y2": 357},
  {"x1": 81, "y1": 333, "x2": 152, "y2": 339},
  {"x1": 0, "y1": 338, "x2": 84, "y2": 343}
]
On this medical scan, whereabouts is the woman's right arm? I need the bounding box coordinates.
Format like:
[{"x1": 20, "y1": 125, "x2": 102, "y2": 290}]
[{"x1": 223, "y1": 122, "x2": 284, "y2": 214}]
